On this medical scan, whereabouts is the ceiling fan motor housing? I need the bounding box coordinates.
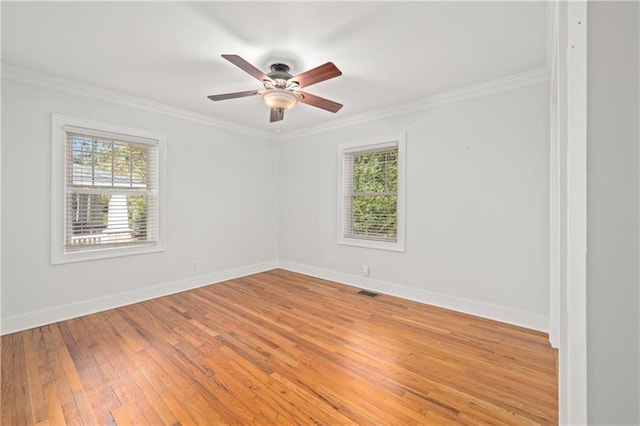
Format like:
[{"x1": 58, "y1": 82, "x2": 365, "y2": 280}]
[{"x1": 267, "y1": 63, "x2": 294, "y2": 87}]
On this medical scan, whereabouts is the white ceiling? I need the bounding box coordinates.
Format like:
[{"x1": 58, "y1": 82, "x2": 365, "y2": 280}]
[{"x1": 1, "y1": 1, "x2": 549, "y2": 134}]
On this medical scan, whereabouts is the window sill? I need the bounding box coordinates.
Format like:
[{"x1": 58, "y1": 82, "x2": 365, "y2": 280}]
[
  {"x1": 337, "y1": 237, "x2": 405, "y2": 252},
  {"x1": 51, "y1": 242, "x2": 165, "y2": 265}
]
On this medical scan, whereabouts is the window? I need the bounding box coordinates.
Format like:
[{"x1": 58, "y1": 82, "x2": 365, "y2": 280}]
[
  {"x1": 51, "y1": 114, "x2": 166, "y2": 263},
  {"x1": 338, "y1": 133, "x2": 406, "y2": 251}
]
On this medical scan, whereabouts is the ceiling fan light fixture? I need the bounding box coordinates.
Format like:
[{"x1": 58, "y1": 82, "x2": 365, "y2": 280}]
[
  {"x1": 209, "y1": 55, "x2": 343, "y2": 122},
  {"x1": 261, "y1": 89, "x2": 300, "y2": 110}
]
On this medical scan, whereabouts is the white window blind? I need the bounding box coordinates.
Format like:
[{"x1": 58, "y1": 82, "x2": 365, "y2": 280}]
[
  {"x1": 343, "y1": 142, "x2": 399, "y2": 243},
  {"x1": 337, "y1": 133, "x2": 405, "y2": 252},
  {"x1": 64, "y1": 126, "x2": 159, "y2": 252}
]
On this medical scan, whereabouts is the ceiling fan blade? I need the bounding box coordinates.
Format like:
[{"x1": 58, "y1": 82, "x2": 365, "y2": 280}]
[
  {"x1": 207, "y1": 90, "x2": 259, "y2": 101},
  {"x1": 291, "y1": 62, "x2": 342, "y2": 88},
  {"x1": 270, "y1": 108, "x2": 285, "y2": 123},
  {"x1": 221, "y1": 54, "x2": 269, "y2": 82},
  {"x1": 299, "y1": 91, "x2": 343, "y2": 113}
]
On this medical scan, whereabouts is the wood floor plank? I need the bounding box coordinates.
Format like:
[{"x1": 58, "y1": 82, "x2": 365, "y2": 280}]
[
  {"x1": 42, "y1": 383, "x2": 67, "y2": 426},
  {"x1": 12, "y1": 333, "x2": 34, "y2": 426},
  {"x1": 1, "y1": 269, "x2": 558, "y2": 424},
  {"x1": 23, "y1": 328, "x2": 47, "y2": 424},
  {"x1": 2, "y1": 334, "x2": 18, "y2": 426}
]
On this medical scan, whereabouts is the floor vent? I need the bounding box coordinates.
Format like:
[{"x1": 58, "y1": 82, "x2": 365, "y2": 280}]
[{"x1": 357, "y1": 290, "x2": 379, "y2": 298}]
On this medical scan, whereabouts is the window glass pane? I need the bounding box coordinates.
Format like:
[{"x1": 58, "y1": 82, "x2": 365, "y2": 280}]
[
  {"x1": 352, "y1": 195, "x2": 398, "y2": 241},
  {"x1": 128, "y1": 195, "x2": 148, "y2": 239},
  {"x1": 112, "y1": 142, "x2": 133, "y2": 185},
  {"x1": 131, "y1": 145, "x2": 148, "y2": 184},
  {"x1": 353, "y1": 149, "x2": 398, "y2": 193},
  {"x1": 346, "y1": 147, "x2": 398, "y2": 243},
  {"x1": 70, "y1": 135, "x2": 150, "y2": 189},
  {"x1": 66, "y1": 132, "x2": 155, "y2": 251},
  {"x1": 66, "y1": 193, "x2": 150, "y2": 249},
  {"x1": 70, "y1": 193, "x2": 109, "y2": 235}
]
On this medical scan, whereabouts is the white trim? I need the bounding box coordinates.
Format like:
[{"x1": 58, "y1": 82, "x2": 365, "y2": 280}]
[
  {"x1": 2, "y1": 63, "x2": 272, "y2": 140},
  {"x1": 549, "y1": 100, "x2": 561, "y2": 350},
  {"x1": 281, "y1": 67, "x2": 551, "y2": 141},
  {"x1": 0, "y1": 260, "x2": 278, "y2": 335},
  {"x1": 64, "y1": 125, "x2": 158, "y2": 145},
  {"x1": 637, "y1": 3, "x2": 640, "y2": 420},
  {"x1": 342, "y1": 140, "x2": 397, "y2": 154},
  {"x1": 337, "y1": 132, "x2": 406, "y2": 252},
  {"x1": 1, "y1": 258, "x2": 550, "y2": 337},
  {"x1": 565, "y1": 1, "x2": 588, "y2": 424},
  {"x1": 1, "y1": 63, "x2": 548, "y2": 142},
  {"x1": 556, "y1": 2, "x2": 571, "y2": 423},
  {"x1": 279, "y1": 260, "x2": 549, "y2": 333},
  {"x1": 549, "y1": 0, "x2": 561, "y2": 351},
  {"x1": 0, "y1": 4, "x2": 3, "y2": 335},
  {"x1": 51, "y1": 113, "x2": 168, "y2": 264}
]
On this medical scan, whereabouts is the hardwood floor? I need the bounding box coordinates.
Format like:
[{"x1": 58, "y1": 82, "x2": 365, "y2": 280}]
[{"x1": 2, "y1": 269, "x2": 558, "y2": 425}]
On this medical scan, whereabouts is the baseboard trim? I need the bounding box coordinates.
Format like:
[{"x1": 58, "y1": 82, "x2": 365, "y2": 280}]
[
  {"x1": 1, "y1": 260, "x2": 278, "y2": 335},
  {"x1": 278, "y1": 260, "x2": 549, "y2": 333},
  {"x1": 2, "y1": 259, "x2": 549, "y2": 335}
]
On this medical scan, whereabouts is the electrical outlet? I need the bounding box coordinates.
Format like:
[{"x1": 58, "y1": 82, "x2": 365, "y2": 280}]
[
  {"x1": 191, "y1": 261, "x2": 199, "y2": 272},
  {"x1": 362, "y1": 264, "x2": 369, "y2": 277}
]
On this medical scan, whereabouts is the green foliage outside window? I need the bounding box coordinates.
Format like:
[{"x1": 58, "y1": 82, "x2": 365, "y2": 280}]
[
  {"x1": 127, "y1": 196, "x2": 148, "y2": 239},
  {"x1": 351, "y1": 149, "x2": 398, "y2": 241}
]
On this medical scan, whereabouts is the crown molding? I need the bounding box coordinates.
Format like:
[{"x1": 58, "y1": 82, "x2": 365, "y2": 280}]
[
  {"x1": 1, "y1": 63, "x2": 273, "y2": 140},
  {"x1": 2, "y1": 62, "x2": 550, "y2": 141},
  {"x1": 280, "y1": 66, "x2": 551, "y2": 141}
]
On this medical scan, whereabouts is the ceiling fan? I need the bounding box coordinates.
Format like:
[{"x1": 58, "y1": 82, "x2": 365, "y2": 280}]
[{"x1": 208, "y1": 54, "x2": 343, "y2": 123}]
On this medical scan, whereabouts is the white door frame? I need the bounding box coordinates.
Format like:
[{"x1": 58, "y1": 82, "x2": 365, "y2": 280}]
[{"x1": 550, "y1": 0, "x2": 588, "y2": 424}]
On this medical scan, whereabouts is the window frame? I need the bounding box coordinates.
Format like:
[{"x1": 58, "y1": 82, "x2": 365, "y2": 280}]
[
  {"x1": 337, "y1": 132, "x2": 406, "y2": 252},
  {"x1": 51, "y1": 113, "x2": 166, "y2": 264}
]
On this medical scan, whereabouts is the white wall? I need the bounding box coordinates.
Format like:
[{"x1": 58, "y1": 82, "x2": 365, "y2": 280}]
[
  {"x1": 279, "y1": 83, "x2": 550, "y2": 330},
  {"x1": 586, "y1": 2, "x2": 640, "y2": 424},
  {"x1": 1, "y1": 74, "x2": 552, "y2": 336},
  {"x1": 1, "y1": 78, "x2": 279, "y2": 333}
]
